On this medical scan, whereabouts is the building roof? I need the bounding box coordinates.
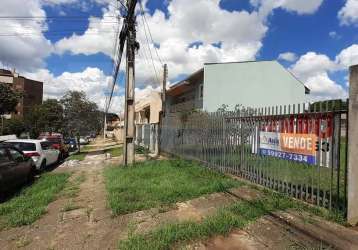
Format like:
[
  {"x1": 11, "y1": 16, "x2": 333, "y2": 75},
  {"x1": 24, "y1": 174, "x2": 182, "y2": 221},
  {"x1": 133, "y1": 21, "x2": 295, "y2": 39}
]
[
  {"x1": 166, "y1": 60, "x2": 310, "y2": 96},
  {"x1": 0, "y1": 69, "x2": 12, "y2": 76},
  {"x1": 0, "y1": 68, "x2": 43, "y2": 84},
  {"x1": 167, "y1": 68, "x2": 204, "y2": 96}
]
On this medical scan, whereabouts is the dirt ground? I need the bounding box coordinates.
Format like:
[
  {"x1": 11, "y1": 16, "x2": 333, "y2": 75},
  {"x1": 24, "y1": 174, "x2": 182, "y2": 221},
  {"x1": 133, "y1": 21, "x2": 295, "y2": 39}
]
[{"x1": 0, "y1": 144, "x2": 342, "y2": 250}]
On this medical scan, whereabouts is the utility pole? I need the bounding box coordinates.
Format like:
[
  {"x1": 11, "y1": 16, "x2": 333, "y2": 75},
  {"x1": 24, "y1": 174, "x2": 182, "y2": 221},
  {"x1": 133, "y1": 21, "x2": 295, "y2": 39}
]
[
  {"x1": 161, "y1": 64, "x2": 167, "y2": 115},
  {"x1": 103, "y1": 113, "x2": 107, "y2": 139},
  {"x1": 158, "y1": 64, "x2": 167, "y2": 156},
  {"x1": 123, "y1": 0, "x2": 138, "y2": 165}
]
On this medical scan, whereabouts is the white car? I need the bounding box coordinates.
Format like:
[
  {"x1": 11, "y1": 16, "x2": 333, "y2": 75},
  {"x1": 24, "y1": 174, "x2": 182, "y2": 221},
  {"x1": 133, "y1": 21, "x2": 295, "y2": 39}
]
[{"x1": 5, "y1": 139, "x2": 60, "y2": 170}]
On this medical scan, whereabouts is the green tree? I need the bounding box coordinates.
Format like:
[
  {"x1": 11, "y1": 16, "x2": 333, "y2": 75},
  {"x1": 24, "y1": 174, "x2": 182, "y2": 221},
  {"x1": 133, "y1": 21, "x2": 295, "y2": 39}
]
[
  {"x1": 3, "y1": 117, "x2": 26, "y2": 137},
  {"x1": 0, "y1": 83, "x2": 21, "y2": 115},
  {"x1": 60, "y1": 91, "x2": 103, "y2": 137},
  {"x1": 25, "y1": 99, "x2": 64, "y2": 138}
]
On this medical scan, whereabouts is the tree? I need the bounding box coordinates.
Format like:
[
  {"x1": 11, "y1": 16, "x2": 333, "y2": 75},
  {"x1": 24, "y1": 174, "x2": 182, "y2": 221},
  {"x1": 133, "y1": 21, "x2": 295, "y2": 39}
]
[
  {"x1": 0, "y1": 83, "x2": 21, "y2": 115},
  {"x1": 3, "y1": 117, "x2": 26, "y2": 137},
  {"x1": 25, "y1": 99, "x2": 64, "y2": 138},
  {"x1": 60, "y1": 91, "x2": 103, "y2": 137}
]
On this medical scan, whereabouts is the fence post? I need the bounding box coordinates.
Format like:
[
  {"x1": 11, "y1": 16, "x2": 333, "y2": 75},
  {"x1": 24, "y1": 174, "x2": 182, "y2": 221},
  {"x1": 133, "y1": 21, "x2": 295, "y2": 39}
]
[{"x1": 348, "y1": 64, "x2": 358, "y2": 225}]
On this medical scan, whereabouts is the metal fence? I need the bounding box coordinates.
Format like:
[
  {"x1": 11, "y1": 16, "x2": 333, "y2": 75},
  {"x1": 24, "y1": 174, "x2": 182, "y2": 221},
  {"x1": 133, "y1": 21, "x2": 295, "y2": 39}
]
[
  {"x1": 160, "y1": 100, "x2": 348, "y2": 213},
  {"x1": 135, "y1": 123, "x2": 159, "y2": 153}
]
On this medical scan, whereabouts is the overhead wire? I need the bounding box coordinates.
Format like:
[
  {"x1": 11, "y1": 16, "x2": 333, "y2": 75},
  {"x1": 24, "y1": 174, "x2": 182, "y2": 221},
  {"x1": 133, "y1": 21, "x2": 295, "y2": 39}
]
[
  {"x1": 105, "y1": 1, "x2": 128, "y2": 114},
  {"x1": 138, "y1": 0, "x2": 163, "y2": 66},
  {"x1": 138, "y1": 1, "x2": 160, "y2": 86},
  {"x1": 106, "y1": 13, "x2": 122, "y2": 113}
]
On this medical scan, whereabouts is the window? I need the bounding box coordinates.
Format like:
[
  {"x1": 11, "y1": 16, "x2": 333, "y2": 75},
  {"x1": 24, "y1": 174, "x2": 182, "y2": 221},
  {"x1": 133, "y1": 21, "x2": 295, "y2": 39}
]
[
  {"x1": 199, "y1": 84, "x2": 203, "y2": 99},
  {"x1": 40, "y1": 142, "x2": 50, "y2": 150},
  {"x1": 9, "y1": 149, "x2": 25, "y2": 162},
  {"x1": 7, "y1": 142, "x2": 36, "y2": 151},
  {"x1": 0, "y1": 149, "x2": 10, "y2": 164}
]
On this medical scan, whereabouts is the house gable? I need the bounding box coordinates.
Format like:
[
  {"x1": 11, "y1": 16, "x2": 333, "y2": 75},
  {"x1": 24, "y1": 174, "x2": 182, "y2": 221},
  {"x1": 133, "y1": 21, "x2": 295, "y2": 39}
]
[{"x1": 203, "y1": 61, "x2": 308, "y2": 112}]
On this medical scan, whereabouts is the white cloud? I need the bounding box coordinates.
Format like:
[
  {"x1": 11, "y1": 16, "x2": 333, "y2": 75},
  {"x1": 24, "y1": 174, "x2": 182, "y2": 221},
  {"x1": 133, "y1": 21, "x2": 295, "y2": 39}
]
[
  {"x1": 303, "y1": 73, "x2": 347, "y2": 100},
  {"x1": 290, "y1": 52, "x2": 338, "y2": 81},
  {"x1": 23, "y1": 67, "x2": 126, "y2": 113},
  {"x1": 0, "y1": 0, "x2": 53, "y2": 71},
  {"x1": 338, "y1": 0, "x2": 358, "y2": 26},
  {"x1": 336, "y1": 44, "x2": 358, "y2": 68},
  {"x1": 250, "y1": 0, "x2": 324, "y2": 18},
  {"x1": 290, "y1": 52, "x2": 347, "y2": 100},
  {"x1": 55, "y1": 5, "x2": 121, "y2": 57},
  {"x1": 278, "y1": 52, "x2": 297, "y2": 62},
  {"x1": 329, "y1": 31, "x2": 341, "y2": 39}
]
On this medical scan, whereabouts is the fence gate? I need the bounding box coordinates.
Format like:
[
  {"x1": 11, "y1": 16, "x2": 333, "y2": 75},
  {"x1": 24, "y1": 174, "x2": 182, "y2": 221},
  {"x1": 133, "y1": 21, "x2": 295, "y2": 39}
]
[{"x1": 160, "y1": 100, "x2": 348, "y2": 213}]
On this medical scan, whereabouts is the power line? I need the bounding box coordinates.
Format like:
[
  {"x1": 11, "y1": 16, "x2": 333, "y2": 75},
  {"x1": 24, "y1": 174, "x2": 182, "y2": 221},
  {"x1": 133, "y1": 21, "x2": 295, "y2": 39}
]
[
  {"x1": 0, "y1": 16, "x2": 119, "y2": 20},
  {"x1": 0, "y1": 30, "x2": 119, "y2": 37},
  {"x1": 138, "y1": 0, "x2": 163, "y2": 66},
  {"x1": 138, "y1": 2, "x2": 160, "y2": 85}
]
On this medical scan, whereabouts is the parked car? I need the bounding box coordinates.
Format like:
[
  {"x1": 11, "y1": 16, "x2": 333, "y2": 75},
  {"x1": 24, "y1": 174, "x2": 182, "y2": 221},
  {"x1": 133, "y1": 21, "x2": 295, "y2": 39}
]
[
  {"x1": 79, "y1": 137, "x2": 89, "y2": 145},
  {"x1": 0, "y1": 144, "x2": 36, "y2": 195},
  {"x1": 4, "y1": 139, "x2": 60, "y2": 170},
  {"x1": 38, "y1": 133, "x2": 69, "y2": 160},
  {"x1": 64, "y1": 138, "x2": 78, "y2": 152}
]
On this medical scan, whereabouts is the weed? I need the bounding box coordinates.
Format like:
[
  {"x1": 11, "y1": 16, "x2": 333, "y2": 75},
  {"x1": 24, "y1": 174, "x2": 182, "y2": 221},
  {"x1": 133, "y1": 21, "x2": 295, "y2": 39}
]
[
  {"x1": 61, "y1": 200, "x2": 81, "y2": 212},
  {"x1": 104, "y1": 160, "x2": 241, "y2": 215},
  {"x1": 15, "y1": 235, "x2": 31, "y2": 248},
  {"x1": 119, "y1": 190, "x2": 340, "y2": 250},
  {"x1": 0, "y1": 173, "x2": 70, "y2": 228}
]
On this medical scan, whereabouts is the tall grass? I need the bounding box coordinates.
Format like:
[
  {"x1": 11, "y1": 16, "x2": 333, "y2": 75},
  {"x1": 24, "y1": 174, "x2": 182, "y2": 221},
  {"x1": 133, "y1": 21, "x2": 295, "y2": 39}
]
[{"x1": 104, "y1": 159, "x2": 241, "y2": 215}]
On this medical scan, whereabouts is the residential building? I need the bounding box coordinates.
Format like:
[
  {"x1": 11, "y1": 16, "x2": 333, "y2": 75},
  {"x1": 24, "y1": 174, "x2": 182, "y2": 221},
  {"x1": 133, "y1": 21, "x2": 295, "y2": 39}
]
[
  {"x1": 165, "y1": 60, "x2": 310, "y2": 113},
  {"x1": 0, "y1": 69, "x2": 43, "y2": 118},
  {"x1": 135, "y1": 90, "x2": 162, "y2": 124}
]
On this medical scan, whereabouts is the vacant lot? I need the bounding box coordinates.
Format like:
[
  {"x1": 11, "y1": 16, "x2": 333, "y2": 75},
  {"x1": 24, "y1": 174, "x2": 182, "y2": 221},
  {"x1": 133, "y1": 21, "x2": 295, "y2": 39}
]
[
  {"x1": 104, "y1": 159, "x2": 241, "y2": 215},
  {"x1": 0, "y1": 173, "x2": 70, "y2": 228}
]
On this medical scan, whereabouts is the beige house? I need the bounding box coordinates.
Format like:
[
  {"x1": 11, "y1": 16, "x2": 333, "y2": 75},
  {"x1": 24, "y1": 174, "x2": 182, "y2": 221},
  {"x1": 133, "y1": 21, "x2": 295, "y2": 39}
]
[{"x1": 135, "y1": 90, "x2": 162, "y2": 124}]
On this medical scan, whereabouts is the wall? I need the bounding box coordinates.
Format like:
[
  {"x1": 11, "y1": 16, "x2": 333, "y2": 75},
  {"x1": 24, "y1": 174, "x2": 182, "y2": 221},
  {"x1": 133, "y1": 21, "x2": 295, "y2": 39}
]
[
  {"x1": 23, "y1": 78, "x2": 43, "y2": 116},
  {"x1": 165, "y1": 80, "x2": 203, "y2": 114},
  {"x1": 203, "y1": 61, "x2": 308, "y2": 112},
  {"x1": 113, "y1": 127, "x2": 124, "y2": 143},
  {"x1": 135, "y1": 91, "x2": 162, "y2": 124}
]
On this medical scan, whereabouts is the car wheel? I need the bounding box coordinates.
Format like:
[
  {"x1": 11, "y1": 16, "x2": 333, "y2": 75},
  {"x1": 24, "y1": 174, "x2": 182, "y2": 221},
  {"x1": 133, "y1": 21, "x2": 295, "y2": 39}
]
[
  {"x1": 40, "y1": 160, "x2": 46, "y2": 170},
  {"x1": 57, "y1": 153, "x2": 62, "y2": 163},
  {"x1": 27, "y1": 166, "x2": 36, "y2": 183}
]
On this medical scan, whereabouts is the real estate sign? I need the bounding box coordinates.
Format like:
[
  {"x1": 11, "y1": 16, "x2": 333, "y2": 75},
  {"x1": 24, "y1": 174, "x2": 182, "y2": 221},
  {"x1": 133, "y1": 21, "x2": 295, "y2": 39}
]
[{"x1": 259, "y1": 132, "x2": 318, "y2": 165}]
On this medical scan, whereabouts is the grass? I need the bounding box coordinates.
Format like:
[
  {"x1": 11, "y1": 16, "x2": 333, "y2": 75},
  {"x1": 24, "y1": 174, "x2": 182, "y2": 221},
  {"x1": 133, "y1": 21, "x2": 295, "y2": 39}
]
[
  {"x1": 67, "y1": 151, "x2": 87, "y2": 161},
  {"x1": 178, "y1": 140, "x2": 348, "y2": 205},
  {"x1": 61, "y1": 200, "x2": 81, "y2": 212},
  {"x1": 119, "y1": 188, "x2": 345, "y2": 250},
  {"x1": 0, "y1": 173, "x2": 70, "y2": 228},
  {"x1": 104, "y1": 146, "x2": 123, "y2": 157},
  {"x1": 61, "y1": 173, "x2": 86, "y2": 198},
  {"x1": 104, "y1": 159, "x2": 241, "y2": 215}
]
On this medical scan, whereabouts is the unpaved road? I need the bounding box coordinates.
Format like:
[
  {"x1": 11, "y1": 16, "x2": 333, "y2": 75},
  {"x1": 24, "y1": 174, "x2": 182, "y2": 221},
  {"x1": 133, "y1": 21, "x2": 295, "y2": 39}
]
[{"x1": 0, "y1": 153, "x2": 127, "y2": 250}]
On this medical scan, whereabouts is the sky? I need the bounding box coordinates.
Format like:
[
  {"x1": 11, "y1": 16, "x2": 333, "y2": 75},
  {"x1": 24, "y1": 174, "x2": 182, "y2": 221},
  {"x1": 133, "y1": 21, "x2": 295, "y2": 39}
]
[{"x1": 1, "y1": 0, "x2": 358, "y2": 114}]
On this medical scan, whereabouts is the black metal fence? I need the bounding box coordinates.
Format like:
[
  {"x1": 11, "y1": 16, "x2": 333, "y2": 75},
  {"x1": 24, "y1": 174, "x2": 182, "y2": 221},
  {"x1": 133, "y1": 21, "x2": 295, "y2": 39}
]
[{"x1": 160, "y1": 100, "x2": 348, "y2": 213}]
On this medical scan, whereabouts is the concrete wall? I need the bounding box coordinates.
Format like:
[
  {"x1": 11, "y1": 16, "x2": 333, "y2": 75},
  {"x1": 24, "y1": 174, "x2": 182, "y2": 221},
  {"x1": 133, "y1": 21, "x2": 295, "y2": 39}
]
[
  {"x1": 113, "y1": 127, "x2": 124, "y2": 143},
  {"x1": 348, "y1": 64, "x2": 358, "y2": 225},
  {"x1": 135, "y1": 91, "x2": 162, "y2": 123},
  {"x1": 165, "y1": 81, "x2": 203, "y2": 114},
  {"x1": 203, "y1": 61, "x2": 309, "y2": 112}
]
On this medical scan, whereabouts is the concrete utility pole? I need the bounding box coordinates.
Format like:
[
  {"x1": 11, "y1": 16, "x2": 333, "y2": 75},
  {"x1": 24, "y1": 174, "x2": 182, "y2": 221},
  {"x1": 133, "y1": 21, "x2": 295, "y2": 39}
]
[
  {"x1": 123, "y1": 0, "x2": 138, "y2": 165},
  {"x1": 161, "y1": 64, "x2": 168, "y2": 115},
  {"x1": 103, "y1": 113, "x2": 107, "y2": 139},
  {"x1": 348, "y1": 64, "x2": 358, "y2": 225}
]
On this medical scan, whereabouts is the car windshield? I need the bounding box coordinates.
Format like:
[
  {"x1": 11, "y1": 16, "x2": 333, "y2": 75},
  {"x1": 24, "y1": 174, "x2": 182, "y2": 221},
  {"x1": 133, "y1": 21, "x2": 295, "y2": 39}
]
[{"x1": 7, "y1": 142, "x2": 36, "y2": 151}]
